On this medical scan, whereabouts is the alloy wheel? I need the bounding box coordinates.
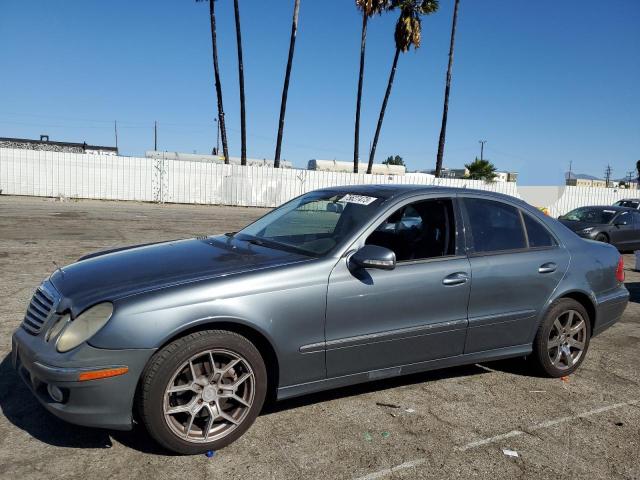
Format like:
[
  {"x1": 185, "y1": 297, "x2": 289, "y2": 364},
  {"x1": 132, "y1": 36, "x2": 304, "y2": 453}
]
[
  {"x1": 163, "y1": 349, "x2": 255, "y2": 443},
  {"x1": 547, "y1": 310, "x2": 587, "y2": 370}
]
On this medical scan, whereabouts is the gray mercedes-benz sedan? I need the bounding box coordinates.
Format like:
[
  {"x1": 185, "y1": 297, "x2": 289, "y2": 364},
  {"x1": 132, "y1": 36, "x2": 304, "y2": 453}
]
[{"x1": 12, "y1": 185, "x2": 629, "y2": 454}]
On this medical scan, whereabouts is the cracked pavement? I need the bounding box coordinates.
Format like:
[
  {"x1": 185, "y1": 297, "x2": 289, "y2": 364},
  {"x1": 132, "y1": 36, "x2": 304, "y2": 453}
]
[{"x1": 0, "y1": 196, "x2": 639, "y2": 480}]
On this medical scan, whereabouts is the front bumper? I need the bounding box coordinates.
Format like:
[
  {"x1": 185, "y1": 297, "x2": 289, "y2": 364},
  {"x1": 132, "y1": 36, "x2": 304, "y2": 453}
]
[{"x1": 11, "y1": 327, "x2": 155, "y2": 431}]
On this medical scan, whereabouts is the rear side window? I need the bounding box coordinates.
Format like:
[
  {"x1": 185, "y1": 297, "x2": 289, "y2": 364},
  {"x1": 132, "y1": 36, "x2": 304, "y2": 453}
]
[
  {"x1": 523, "y1": 214, "x2": 556, "y2": 248},
  {"x1": 464, "y1": 198, "x2": 526, "y2": 253}
]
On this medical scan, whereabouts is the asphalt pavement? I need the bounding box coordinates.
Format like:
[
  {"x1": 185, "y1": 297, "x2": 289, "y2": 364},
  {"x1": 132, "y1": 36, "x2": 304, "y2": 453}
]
[{"x1": 1, "y1": 196, "x2": 638, "y2": 480}]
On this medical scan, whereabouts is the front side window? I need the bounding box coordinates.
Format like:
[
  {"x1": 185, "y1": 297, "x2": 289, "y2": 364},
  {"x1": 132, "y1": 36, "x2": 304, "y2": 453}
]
[
  {"x1": 633, "y1": 212, "x2": 640, "y2": 226},
  {"x1": 365, "y1": 198, "x2": 456, "y2": 262},
  {"x1": 614, "y1": 211, "x2": 632, "y2": 226},
  {"x1": 236, "y1": 191, "x2": 385, "y2": 256},
  {"x1": 523, "y1": 214, "x2": 557, "y2": 248},
  {"x1": 463, "y1": 198, "x2": 526, "y2": 253}
]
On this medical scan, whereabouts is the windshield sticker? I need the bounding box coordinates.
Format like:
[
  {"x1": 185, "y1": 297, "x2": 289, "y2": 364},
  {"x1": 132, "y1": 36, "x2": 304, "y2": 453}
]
[{"x1": 340, "y1": 194, "x2": 378, "y2": 205}]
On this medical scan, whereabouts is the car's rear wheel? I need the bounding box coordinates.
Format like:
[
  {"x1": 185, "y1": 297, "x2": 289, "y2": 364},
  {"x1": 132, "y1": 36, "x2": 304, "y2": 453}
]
[
  {"x1": 532, "y1": 298, "x2": 591, "y2": 377},
  {"x1": 139, "y1": 330, "x2": 267, "y2": 454},
  {"x1": 594, "y1": 233, "x2": 609, "y2": 243}
]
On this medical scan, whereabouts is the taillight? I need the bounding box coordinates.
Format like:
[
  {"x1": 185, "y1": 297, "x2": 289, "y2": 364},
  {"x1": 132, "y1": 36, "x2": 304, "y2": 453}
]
[{"x1": 615, "y1": 256, "x2": 625, "y2": 283}]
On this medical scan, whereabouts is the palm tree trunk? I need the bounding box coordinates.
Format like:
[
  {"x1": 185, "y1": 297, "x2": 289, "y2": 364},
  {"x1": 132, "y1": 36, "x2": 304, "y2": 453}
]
[
  {"x1": 233, "y1": 0, "x2": 247, "y2": 166},
  {"x1": 209, "y1": 0, "x2": 229, "y2": 163},
  {"x1": 353, "y1": 13, "x2": 368, "y2": 174},
  {"x1": 435, "y1": 0, "x2": 460, "y2": 177},
  {"x1": 274, "y1": 0, "x2": 301, "y2": 168},
  {"x1": 367, "y1": 48, "x2": 400, "y2": 174}
]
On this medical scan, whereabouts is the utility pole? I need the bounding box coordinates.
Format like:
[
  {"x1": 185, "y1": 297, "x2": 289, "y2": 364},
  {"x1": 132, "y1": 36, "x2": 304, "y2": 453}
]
[
  {"x1": 626, "y1": 171, "x2": 634, "y2": 186},
  {"x1": 478, "y1": 140, "x2": 487, "y2": 161},
  {"x1": 154, "y1": 121, "x2": 158, "y2": 151},
  {"x1": 114, "y1": 121, "x2": 118, "y2": 152},
  {"x1": 568, "y1": 160, "x2": 573, "y2": 180},
  {"x1": 604, "y1": 164, "x2": 612, "y2": 188}
]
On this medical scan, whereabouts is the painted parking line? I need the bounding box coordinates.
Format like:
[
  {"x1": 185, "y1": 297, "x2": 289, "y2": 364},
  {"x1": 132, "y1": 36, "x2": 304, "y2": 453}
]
[
  {"x1": 459, "y1": 399, "x2": 638, "y2": 451},
  {"x1": 353, "y1": 399, "x2": 638, "y2": 480}
]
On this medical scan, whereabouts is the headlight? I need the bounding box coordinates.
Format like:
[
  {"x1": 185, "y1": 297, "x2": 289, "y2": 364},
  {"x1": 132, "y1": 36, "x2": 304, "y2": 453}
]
[
  {"x1": 580, "y1": 227, "x2": 594, "y2": 234},
  {"x1": 56, "y1": 302, "x2": 113, "y2": 353},
  {"x1": 46, "y1": 314, "x2": 70, "y2": 343}
]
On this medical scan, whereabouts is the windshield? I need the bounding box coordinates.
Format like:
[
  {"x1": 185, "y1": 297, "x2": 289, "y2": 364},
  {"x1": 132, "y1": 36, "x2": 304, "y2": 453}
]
[
  {"x1": 614, "y1": 200, "x2": 639, "y2": 209},
  {"x1": 235, "y1": 191, "x2": 385, "y2": 256},
  {"x1": 560, "y1": 207, "x2": 618, "y2": 224}
]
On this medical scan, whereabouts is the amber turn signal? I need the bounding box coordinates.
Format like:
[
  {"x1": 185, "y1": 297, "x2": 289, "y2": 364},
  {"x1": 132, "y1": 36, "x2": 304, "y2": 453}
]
[{"x1": 78, "y1": 366, "x2": 129, "y2": 382}]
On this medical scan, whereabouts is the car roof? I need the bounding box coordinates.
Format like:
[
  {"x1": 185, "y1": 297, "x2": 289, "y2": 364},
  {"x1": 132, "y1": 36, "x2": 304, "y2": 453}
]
[
  {"x1": 315, "y1": 184, "x2": 525, "y2": 204},
  {"x1": 573, "y1": 205, "x2": 634, "y2": 212},
  {"x1": 615, "y1": 198, "x2": 640, "y2": 202}
]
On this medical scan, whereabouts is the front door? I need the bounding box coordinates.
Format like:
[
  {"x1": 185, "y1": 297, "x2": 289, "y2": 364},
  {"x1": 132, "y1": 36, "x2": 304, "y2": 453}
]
[
  {"x1": 325, "y1": 197, "x2": 470, "y2": 378},
  {"x1": 460, "y1": 197, "x2": 570, "y2": 353},
  {"x1": 609, "y1": 211, "x2": 637, "y2": 250}
]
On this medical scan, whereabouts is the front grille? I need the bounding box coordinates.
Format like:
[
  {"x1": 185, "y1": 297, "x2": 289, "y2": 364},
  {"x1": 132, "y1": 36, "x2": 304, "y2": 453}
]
[{"x1": 22, "y1": 286, "x2": 57, "y2": 335}]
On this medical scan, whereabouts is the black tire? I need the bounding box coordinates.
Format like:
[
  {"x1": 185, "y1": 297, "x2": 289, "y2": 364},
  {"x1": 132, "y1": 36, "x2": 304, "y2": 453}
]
[
  {"x1": 594, "y1": 233, "x2": 609, "y2": 243},
  {"x1": 139, "y1": 330, "x2": 267, "y2": 455},
  {"x1": 532, "y1": 298, "x2": 591, "y2": 377}
]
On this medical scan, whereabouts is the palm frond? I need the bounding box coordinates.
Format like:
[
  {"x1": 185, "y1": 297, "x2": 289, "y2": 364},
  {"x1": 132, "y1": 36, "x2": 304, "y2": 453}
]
[
  {"x1": 355, "y1": 0, "x2": 391, "y2": 17},
  {"x1": 392, "y1": 0, "x2": 438, "y2": 52}
]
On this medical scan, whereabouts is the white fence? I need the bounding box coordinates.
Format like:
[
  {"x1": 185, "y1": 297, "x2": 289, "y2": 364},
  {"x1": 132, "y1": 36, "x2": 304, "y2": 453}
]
[
  {"x1": 0, "y1": 148, "x2": 635, "y2": 214},
  {"x1": 546, "y1": 186, "x2": 636, "y2": 217},
  {"x1": 0, "y1": 148, "x2": 519, "y2": 208}
]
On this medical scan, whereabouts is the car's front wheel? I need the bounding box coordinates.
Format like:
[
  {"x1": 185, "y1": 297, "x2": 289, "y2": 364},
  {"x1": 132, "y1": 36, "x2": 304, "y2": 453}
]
[
  {"x1": 532, "y1": 298, "x2": 591, "y2": 377},
  {"x1": 139, "y1": 330, "x2": 267, "y2": 454}
]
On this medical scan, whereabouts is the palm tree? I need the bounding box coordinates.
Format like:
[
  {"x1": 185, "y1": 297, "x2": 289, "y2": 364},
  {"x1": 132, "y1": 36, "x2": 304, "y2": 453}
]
[
  {"x1": 274, "y1": 0, "x2": 301, "y2": 169},
  {"x1": 198, "y1": 0, "x2": 230, "y2": 163},
  {"x1": 636, "y1": 159, "x2": 640, "y2": 183},
  {"x1": 354, "y1": 0, "x2": 389, "y2": 173},
  {"x1": 367, "y1": 0, "x2": 439, "y2": 174},
  {"x1": 434, "y1": 0, "x2": 460, "y2": 177},
  {"x1": 233, "y1": 0, "x2": 247, "y2": 165},
  {"x1": 465, "y1": 158, "x2": 497, "y2": 181}
]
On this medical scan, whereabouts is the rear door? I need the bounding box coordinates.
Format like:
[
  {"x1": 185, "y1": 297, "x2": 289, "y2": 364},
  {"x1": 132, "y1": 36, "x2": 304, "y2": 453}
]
[{"x1": 460, "y1": 197, "x2": 570, "y2": 353}]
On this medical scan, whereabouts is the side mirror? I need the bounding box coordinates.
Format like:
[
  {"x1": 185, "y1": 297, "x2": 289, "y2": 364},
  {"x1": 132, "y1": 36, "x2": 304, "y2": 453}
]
[{"x1": 349, "y1": 245, "x2": 396, "y2": 270}]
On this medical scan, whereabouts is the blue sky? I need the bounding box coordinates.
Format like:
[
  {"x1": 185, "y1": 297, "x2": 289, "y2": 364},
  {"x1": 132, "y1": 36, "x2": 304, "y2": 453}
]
[{"x1": 0, "y1": 0, "x2": 638, "y2": 185}]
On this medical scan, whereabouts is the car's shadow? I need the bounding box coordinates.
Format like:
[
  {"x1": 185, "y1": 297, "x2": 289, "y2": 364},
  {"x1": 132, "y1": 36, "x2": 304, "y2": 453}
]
[
  {"x1": 626, "y1": 282, "x2": 639, "y2": 304},
  {"x1": 0, "y1": 353, "x2": 532, "y2": 455}
]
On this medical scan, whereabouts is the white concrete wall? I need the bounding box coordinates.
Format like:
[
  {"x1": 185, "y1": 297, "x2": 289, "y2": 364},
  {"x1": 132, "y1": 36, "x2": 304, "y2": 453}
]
[{"x1": 519, "y1": 186, "x2": 566, "y2": 209}]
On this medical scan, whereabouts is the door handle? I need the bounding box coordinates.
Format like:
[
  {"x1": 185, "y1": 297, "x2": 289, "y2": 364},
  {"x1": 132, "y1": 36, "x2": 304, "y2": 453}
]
[
  {"x1": 538, "y1": 262, "x2": 557, "y2": 274},
  {"x1": 442, "y1": 272, "x2": 469, "y2": 286}
]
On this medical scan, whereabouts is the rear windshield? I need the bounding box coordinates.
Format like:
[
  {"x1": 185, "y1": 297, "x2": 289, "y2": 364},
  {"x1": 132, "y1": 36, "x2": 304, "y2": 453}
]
[
  {"x1": 560, "y1": 207, "x2": 618, "y2": 224},
  {"x1": 614, "y1": 200, "x2": 639, "y2": 209}
]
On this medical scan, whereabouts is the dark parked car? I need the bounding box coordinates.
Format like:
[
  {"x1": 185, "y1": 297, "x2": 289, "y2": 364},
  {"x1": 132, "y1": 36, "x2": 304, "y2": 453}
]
[
  {"x1": 613, "y1": 198, "x2": 640, "y2": 210},
  {"x1": 559, "y1": 205, "x2": 640, "y2": 251},
  {"x1": 12, "y1": 186, "x2": 629, "y2": 454}
]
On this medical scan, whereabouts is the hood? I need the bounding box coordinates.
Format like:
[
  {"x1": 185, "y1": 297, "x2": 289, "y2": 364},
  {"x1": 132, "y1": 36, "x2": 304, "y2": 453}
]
[
  {"x1": 49, "y1": 235, "x2": 310, "y2": 314},
  {"x1": 558, "y1": 219, "x2": 607, "y2": 232}
]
